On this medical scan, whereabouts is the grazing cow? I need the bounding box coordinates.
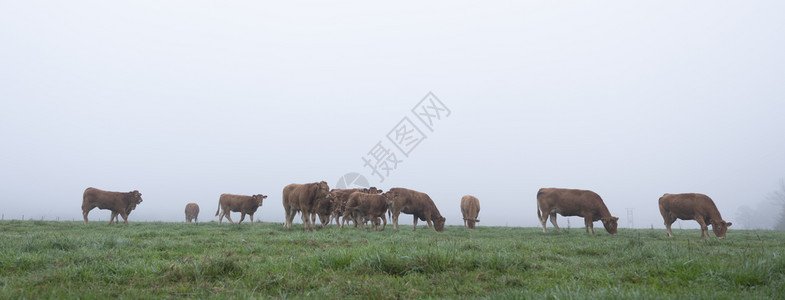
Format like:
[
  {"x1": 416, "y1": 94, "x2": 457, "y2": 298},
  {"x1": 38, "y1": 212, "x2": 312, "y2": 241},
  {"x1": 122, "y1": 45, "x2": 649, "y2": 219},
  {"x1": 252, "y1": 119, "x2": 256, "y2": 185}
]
[
  {"x1": 536, "y1": 188, "x2": 619, "y2": 235},
  {"x1": 82, "y1": 187, "x2": 143, "y2": 225},
  {"x1": 185, "y1": 203, "x2": 200, "y2": 223},
  {"x1": 215, "y1": 194, "x2": 267, "y2": 225},
  {"x1": 281, "y1": 181, "x2": 331, "y2": 231},
  {"x1": 343, "y1": 191, "x2": 398, "y2": 231},
  {"x1": 313, "y1": 191, "x2": 336, "y2": 229},
  {"x1": 388, "y1": 187, "x2": 446, "y2": 232},
  {"x1": 659, "y1": 193, "x2": 732, "y2": 238},
  {"x1": 460, "y1": 195, "x2": 481, "y2": 229}
]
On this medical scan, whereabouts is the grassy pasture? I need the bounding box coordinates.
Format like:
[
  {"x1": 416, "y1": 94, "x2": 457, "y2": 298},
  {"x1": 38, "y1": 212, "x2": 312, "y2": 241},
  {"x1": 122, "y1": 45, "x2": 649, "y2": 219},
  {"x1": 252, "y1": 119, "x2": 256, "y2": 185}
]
[{"x1": 1, "y1": 220, "x2": 783, "y2": 299}]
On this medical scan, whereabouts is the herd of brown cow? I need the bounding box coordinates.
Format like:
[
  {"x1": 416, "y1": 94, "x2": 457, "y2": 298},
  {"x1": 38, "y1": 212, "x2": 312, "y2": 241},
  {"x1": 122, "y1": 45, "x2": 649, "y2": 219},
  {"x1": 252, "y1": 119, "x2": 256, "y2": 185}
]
[{"x1": 80, "y1": 184, "x2": 733, "y2": 238}]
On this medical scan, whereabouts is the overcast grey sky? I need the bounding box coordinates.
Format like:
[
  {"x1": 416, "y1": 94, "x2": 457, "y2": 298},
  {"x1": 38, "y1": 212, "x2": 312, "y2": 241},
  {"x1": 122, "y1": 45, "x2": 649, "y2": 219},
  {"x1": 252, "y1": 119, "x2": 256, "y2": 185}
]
[{"x1": 2, "y1": 1, "x2": 784, "y2": 230}]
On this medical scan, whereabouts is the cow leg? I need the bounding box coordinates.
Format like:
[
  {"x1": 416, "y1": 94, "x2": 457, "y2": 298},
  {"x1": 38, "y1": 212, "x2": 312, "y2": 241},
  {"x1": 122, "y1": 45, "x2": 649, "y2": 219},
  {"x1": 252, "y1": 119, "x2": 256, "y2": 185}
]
[
  {"x1": 549, "y1": 213, "x2": 561, "y2": 232},
  {"x1": 696, "y1": 218, "x2": 709, "y2": 238},
  {"x1": 539, "y1": 211, "x2": 548, "y2": 233},
  {"x1": 287, "y1": 210, "x2": 297, "y2": 228},
  {"x1": 225, "y1": 212, "x2": 235, "y2": 224},
  {"x1": 82, "y1": 208, "x2": 91, "y2": 224},
  {"x1": 109, "y1": 211, "x2": 118, "y2": 225},
  {"x1": 392, "y1": 209, "x2": 403, "y2": 230},
  {"x1": 663, "y1": 214, "x2": 676, "y2": 237},
  {"x1": 301, "y1": 212, "x2": 313, "y2": 232},
  {"x1": 426, "y1": 218, "x2": 435, "y2": 231},
  {"x1": 283, "y1": 206, "x2": 291, "y2": 228},
  {"x1": 584, "y1": 217, "x2": 594, "y2": 235},
  {"x1": 381, "y1": 214, "x2": 387, "y2": 231},
  {"x1": 120, "y1": 211, "x2": 129, "y2": 225},
  {"x1": 412, "y1": 215, "x2": 418, "y2": 231},
  {"x1": 238, "y1": 213, "x2": 247, "y2": 224}
]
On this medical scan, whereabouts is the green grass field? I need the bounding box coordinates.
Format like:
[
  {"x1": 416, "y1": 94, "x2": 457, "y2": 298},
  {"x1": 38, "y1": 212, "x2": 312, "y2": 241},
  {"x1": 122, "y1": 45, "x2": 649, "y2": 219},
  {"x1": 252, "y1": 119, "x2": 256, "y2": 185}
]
[{"x1": 1, "y1": 220, "x2": 783, "y2": 299}]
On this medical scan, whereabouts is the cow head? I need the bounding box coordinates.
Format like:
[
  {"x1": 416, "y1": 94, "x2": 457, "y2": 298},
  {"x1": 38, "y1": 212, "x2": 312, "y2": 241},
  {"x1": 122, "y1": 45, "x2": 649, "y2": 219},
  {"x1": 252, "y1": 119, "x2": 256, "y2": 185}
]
[
  {"x1": 711, "y1": 220, "x2": 732, "y2": 238},
  {"x1": 382, "y1": 191, "x2": 398, "y2": 202},
  {"x1": 369, "y1": 187, "x2": 383, "y2": 194},
  {"x1": 318, "y1": 181, "x2": 331, "y2": 199},
  {"x1": 434, "y1": 216, "x2": 446, "y2": 232},
  {"x1": 601, "y1": 216, "x2": 619, "y2": 235},
  {"x1": 252, "y1": 194, "x2": 268, "y2": 207},
  {"x1": 130, "y1": 190, "x2": 143, "y2": 204}
]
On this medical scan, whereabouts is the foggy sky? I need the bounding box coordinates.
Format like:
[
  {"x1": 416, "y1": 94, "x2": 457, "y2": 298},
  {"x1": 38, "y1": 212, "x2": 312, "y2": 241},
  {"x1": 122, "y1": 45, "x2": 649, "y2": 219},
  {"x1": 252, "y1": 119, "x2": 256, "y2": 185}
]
[{"x1": 2, "y1": 1, "x2": 784, "y2": 230}]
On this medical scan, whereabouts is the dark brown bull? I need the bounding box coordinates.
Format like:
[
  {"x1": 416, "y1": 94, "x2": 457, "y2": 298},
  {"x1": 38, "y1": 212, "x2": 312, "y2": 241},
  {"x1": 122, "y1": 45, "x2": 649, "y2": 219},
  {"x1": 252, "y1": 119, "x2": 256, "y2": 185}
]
[
  {"x1": 215, "y1": 194, "x2": 267, "y2": 225},
  {"x1": 343, "y1": 191, "x2": 398, "y2": 231},
  {"x1": 536, "y1": 188, "x2": 619, "y2": 235},
  {"x1": 185, "y1": 203, "x2": 199, "y2": 223},
  {"x1": 659, "y1": 193, "x2": 732, "y2": 238},
  {"x1": 460, "y1": 195, "x2": 480, "y2": 229},
  {"x1": 388, "y1": 187, "x2": 446, "y2": 232},
  {"x1": 82, "y1": 187, "x2": 143, "y2": 225},
  {"x1": 282, "y1": 181, "x2": 331, "y2": 231}
]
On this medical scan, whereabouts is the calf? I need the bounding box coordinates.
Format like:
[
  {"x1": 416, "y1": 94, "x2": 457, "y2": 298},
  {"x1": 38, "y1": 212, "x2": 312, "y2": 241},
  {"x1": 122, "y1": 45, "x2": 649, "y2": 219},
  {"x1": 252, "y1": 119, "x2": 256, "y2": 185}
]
[
  {"x1": 343, "y1": 191, "x2": 397, "y2": 231},
  {"x1": 216, "y1": 194, "x2": 267, "y2": 225}
]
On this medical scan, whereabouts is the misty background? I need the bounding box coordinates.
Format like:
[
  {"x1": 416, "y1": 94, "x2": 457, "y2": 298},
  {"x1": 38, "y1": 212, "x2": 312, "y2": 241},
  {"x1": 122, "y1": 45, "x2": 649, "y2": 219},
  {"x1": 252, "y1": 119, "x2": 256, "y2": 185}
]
[{"x1": 2, "y1": 2, "x2": 784, "y2": 230}]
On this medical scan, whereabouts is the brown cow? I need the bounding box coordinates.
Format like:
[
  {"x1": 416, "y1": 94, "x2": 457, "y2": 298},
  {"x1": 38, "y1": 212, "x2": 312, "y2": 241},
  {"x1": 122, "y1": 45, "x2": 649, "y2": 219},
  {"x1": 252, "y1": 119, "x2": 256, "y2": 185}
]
[
  {"x1": 185, "y1": 203, "x2": 200, "y2": 223},
  {"x1": 215, "y1": 194, "x2": 267, "y2": 225},
  {"x1": 281, "y1": 181, "x2": 331, "y2": 231},
  {"x1": 460, "y1": 195, "x2": 481, "y2": 229},
  {"x1": 331, "y1": 187, "x2": 383, "y2": 227},
  {"x1": 343, "y1": 191, "x2": 398, "y2": 231},
  {"x1": 82, "y1": 187, "x2": 143, "y2": 225},
  {"x1": 388, "y1": 187, "x2": 446, "y2": 232},
  {"x1": 536, "y1": 188, "x2": 619, "y2": 235},
  {"x1": 659, "y1": 193, "x2": 732, "y2": 238}
]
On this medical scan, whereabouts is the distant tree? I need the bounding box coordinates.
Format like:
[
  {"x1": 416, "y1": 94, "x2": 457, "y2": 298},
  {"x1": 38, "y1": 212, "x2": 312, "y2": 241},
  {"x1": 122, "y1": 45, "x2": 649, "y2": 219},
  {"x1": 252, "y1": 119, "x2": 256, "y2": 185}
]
[{"x1": 772, "y1": 180, "x2": 785, "y2": 231}]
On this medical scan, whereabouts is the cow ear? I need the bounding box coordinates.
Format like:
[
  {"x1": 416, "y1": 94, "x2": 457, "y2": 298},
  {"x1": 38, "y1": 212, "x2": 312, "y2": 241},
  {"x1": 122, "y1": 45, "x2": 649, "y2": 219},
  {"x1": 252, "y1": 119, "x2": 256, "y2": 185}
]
[
  {"x1": 726, "y1": 222, "x2": 732, "y2": 227},
  {"x1": 612, "y1": 217, "x2": 619, "y2": 221}
]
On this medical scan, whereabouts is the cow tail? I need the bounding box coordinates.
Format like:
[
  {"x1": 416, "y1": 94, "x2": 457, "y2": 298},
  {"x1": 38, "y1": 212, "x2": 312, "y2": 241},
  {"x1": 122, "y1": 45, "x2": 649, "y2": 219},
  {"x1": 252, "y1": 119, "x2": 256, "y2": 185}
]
[
  {"x1": 536, "y1": 191, "x2": 542, "y2": 220},
  {"x1": 215, "y1": 200, "x2": 221, "y2": 216}
]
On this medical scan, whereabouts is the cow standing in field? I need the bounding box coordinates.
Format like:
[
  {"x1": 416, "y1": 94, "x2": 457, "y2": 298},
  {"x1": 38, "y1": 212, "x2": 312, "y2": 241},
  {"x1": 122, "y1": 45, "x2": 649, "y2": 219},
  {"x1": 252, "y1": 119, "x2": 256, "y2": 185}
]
[
  {"x1": 461, "y1": 195, "x2": 480, "y2": 229},
  {"x1": 332, "y1": 187, "x2": 383, "y2": 227},
  {"x1": 82, "y1": 187, "x2": 143, "y2": 225},
  {"x1": 536, "y1": 188, "x2": 619, "y2": 235},
  {"x1": 185, "y1": 203, "x2": 200, "y2": 223},
  {"x1": 215, "y1": 194, "x2": 267, "y2": 225},
  {"x1": 281, "y1": 181, "x2": 331, "y2": 232},
  {"x1": 343, "y1": 191, "x2": 398, "y2": 231},
  {"x1": 659, "y1": 193, "x2": 732, "y2": 238},
  {"x1": 388, "y1": 187, "x2": 446, "y2": 232}
]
